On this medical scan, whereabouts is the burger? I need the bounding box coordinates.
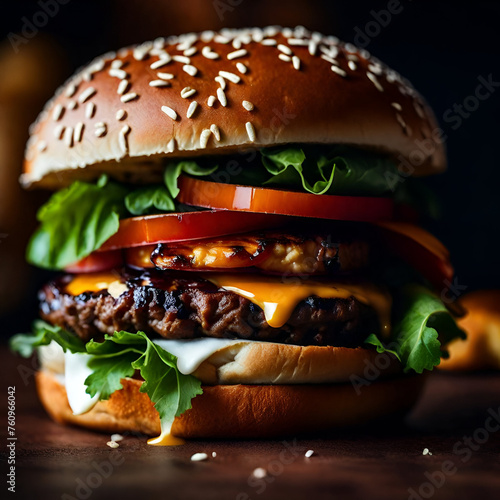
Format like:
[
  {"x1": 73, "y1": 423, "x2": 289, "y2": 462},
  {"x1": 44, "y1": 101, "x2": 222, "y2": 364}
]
[{"x1": 10, "y1": 26, "x2": 465, "y2": 444}]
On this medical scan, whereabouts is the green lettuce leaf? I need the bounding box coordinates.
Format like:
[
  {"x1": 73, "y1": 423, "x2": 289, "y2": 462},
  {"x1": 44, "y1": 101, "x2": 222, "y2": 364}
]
[
  {"x1": 365, "y1": 285, "x2": 466, "y2": 373},
  {"x1": 259, "y1": 146, "x2": 400, "y2": 196},
  {"x1": 26, "y1": 175, "x2": 129, "y2": 270},
  {"x1": 11, "y1": 324, "x2": 203, "y2": 431},
  {"x1": 165, "y1": 160, "x2": 218, "y2": 198},
  {"x1": 9, "y1": 320, "x2": 86, "y2": 357},
  {"x1": 124, "y1": 186, "x2": 175, "y2": 215}
]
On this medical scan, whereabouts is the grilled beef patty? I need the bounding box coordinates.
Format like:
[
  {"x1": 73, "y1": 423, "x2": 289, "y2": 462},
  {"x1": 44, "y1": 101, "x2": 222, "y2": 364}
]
[{"x1": 39, "y1": 270, "x2": 381, "y2": 348}]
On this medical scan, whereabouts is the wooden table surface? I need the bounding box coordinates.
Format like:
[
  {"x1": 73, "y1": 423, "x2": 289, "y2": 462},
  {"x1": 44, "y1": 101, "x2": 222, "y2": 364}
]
[{"x1": 2, "y1": 345, "x2": 499, "y2": 500}]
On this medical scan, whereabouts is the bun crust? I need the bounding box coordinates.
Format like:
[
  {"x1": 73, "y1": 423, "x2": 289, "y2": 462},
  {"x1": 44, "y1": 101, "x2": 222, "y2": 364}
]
[
  {"x1": 440, "y1": 290, "x2": 500, "y2": 371},
  {"x1": 36, "y1": 370, "x2": 425, "y2": 438},
  {"x1": 23, "y1": 27, "x2": 445, "y2": 188}
]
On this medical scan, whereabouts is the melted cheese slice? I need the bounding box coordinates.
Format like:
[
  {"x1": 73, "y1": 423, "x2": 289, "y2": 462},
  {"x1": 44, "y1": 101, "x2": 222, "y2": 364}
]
[
  {"x1": 66, "y1": 272, "x2": 123, "y2": 296},
  {"x1": 206, "y1": 273, "x2": 392, "y2": 336}
]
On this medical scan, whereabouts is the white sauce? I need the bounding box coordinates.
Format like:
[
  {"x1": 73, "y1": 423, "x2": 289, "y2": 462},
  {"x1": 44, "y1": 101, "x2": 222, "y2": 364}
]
[
  {"x1": 44, "y1": 338, "x2": 255, "y2": 415},
  {"x1": 64, "y1": 351, "x2": 101, "y2": 415}
]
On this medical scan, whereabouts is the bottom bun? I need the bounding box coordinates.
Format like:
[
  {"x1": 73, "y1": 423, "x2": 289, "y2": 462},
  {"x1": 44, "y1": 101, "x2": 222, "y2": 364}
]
[{"x1": 36, "y1": 370, "x2": 426, "y2": 439}]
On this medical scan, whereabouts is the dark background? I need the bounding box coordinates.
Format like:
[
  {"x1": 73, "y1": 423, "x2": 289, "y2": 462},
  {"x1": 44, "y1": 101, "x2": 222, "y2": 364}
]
[{"x1": 1, "y1": 0, "x2": 499, "y2": 334}]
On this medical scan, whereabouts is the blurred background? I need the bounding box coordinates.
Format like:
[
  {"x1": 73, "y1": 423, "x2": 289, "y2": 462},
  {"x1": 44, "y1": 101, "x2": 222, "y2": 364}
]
[{"x1": 1, "y1": 0, "x2": 499, "y2": 336}]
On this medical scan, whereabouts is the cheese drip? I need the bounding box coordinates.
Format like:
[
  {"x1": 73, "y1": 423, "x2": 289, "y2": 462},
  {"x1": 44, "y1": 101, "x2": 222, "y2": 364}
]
[{"x1": 206, "y1": 274, "x2": 392, "y2": 336}]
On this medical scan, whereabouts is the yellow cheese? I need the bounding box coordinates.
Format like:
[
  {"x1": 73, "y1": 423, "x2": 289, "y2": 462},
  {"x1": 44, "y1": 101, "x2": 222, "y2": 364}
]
[
  {"x1": 65, "y1": 272, "x2": 121, "y2": 296},
  {"x1": 206, "y1": 274, "x2": 392, "y2": 337}
]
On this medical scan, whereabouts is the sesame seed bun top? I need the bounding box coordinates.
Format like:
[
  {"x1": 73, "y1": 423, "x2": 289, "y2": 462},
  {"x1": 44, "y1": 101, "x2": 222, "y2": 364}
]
[{"x1": 22, "y1": 26, "x2": 446, "y2": 189}]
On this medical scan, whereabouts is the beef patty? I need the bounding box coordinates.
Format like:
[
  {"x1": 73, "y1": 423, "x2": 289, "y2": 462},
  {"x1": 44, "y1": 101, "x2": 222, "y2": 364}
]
[{"x1": 39, "y1": 270, "x2": 381, "y2": 348}]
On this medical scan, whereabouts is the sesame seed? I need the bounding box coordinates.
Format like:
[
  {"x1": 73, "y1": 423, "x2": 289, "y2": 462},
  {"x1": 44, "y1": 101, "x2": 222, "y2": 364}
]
[
  {"x1": 78, "y1": 87, "x2": 96, "y2": 103},
  {"x1": 210, "y1": 124, "x2": 220, "y2": 141},
  {"x1": 200, "y1": 129, "x2": 211, "y2": 148},
  {"x1": 305, "y1": 450, "x2": 315, "y2": 458},
  {"x1": 214, "y1": 35, "x2": 230, "y2": 44},
  {"x1": 111, "y1": 60, "x2": 123, "y2": 69},
  {"x1": 161, "y1": 106, "x2": 177, "y2": 120},
  {"x1": 368, "y1": 63, "x2": 383, "y2": 75},
  {"x1": 109, "y1": 68, "x2": 128, "y2": 79},
  {"x1": 184, "y1": 47, "x2": 197, "y2": 57},
  {"x1": 367, "y1": 72, "x2": 384, "y2": 92},
  {"x1": 52, "y1": 104, "x2": 64, "y2": 121},
  {"x1": 396, "y1": 113, "x2": 407, "y2": 131},
  {"x1": 150, "y1": 56, "x2": 171, "y2": 69},
  {"x1": 67, "y1": 100, "x2": 77, "y2": 110},
  {"x1": 391, "y1": 102, "x2": 402, "y2": 111},
  {"x1": 236, "y1": 62, "x2": 247, "y2": 74},
  {"x1": 173, "y1": 55, "x2": 190, "y2": 64},
  {"x1": 120, "y1": 92, "x2": 138, "y2": 103},
  {"x1": 74, "y1": 122, "x2": 84, "y2": 142},
  {"x1": 119, "y1": 124, "x2": 131, "y2": 153},
  {"x1": 207, "y1": 95, "x2": 216, "y2": 107},
  {"x1": 214, "y1": 76, "x2": 226, "y2": 90},
  {"x1": 54, "y1": 124, "x2": 65, "y2": 139},
  {"x1": 279, "y1": 54, "x2": 291, "y2": 62},
  {"x1": 117, "y1": 80, "x2": 129, "y2": 95},
  {"x1": 422, "y1": 448, "x2": 430, "y2": 456},
  {"x1": 149, "y1": 79, "x2": 170, "y2": 87},
  {"x1": 330, "y1": 65, "x2": 347, "y2": 77},
  {"x1": 245, "y1": 122, "x2": 256, "y2": 142},
  {"x1": 190, "y1": 453, "x2": 208, "y2": 462},
  {"x1": 186, "y1": 101, "x2": 198, "y2": 118},
  {"x1": 252, "y1": 468, "x2": 267, "y2": 478},
  {"x1": 292, "y1": 56, "x2": 301, "y2": 70},
  {"x1": 321, "y1": 54, "x2": 337, "y2": 65},
  {"x1": 183, "y1": 65, "x2": 198, "y2": 76},
  {"x1": 219, "y1": 70, "x2": 240, "y2": 84},
  {"x1": 107, "y1": 441, "x2": 119, "y2": 449},
  {"x1": 65, "y1": 84, "x2": 77, "y2": 98},
  {"x1": 414, "y1": 100, "x2": 425, "y2": 118},
  {"x1": 320, "y1": 45, "x2": 339, "y2": 58},
  {"x1": 288, "y1": 38, "x2": 309, "y2": 46},
  {"x1": 216, "y1": 88, "x2": 227, "y2": 107},
  {"x1": 82, "y1": 72, "x2": 92, "y2": 82},
  {"x1": 64, "y1": 126, "x2": 73, "y2": 147},
  {"x1": 201, "y1": 46, "x2": 220, "y2": 60},
  {"x1": 232, "y1": 38, "x2": 242, "y2": 50},
  {"x1": 261, "y1": 39, "x2": 277, "y2": 46},
  {"x1": 308, "y1": 40, "x2": 317, "y2": 56},
  {"x1": 85, "y1": 102, "x2": 96, "y2": 119},
  {"x1": 157, "y1": 72, "x2": 175, "y2": 80},
  {"x1": 281, "y1": 27, "x2": 293, "y2": 38},
  {"x1": 37, "y1": 140, "x2": 47, "y2": 152},
  {"x1": 116, "y1": 109, "x2": 127, "y2": 121},
  {"x1": 133, "y1": 47, "x2": 149, "y2": 61},
  {"x1": 111, "y1": 434, "x2": 124, "y2": 442},
  {"x1": 180, "y1": 87, "x2": 196, "y2": 98},
  {"x1": 201, "y1": 30, "x2": 215, "y2": 42},
  {"x1": 242, "y1": 100, "x2": 254, "y2": 111},
  {"x1": 95, "y1": 126, "x2": 107, "y2": 138},
  {"x1": 227, "y1": 49, "x2": 248, "y2": 60},
  {"x1": 211, "y1": 452, "x2": 217, "y2": 458},
  {"x1": 277, "y1": 44, "x2": 292, "y2": 55},
  {"x1": 348, "y1": 61, "x2": 357, "y2": 71}
]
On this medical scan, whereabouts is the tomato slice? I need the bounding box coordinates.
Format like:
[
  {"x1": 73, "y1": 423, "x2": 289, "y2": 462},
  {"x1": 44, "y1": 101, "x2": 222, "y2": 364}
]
[
  {"x1": 99, "y1": 210, "x2": 289, "y2": 251},
  {"x1": 375, "y1": 221, "x2": 454, "y2": 289},
  {"x1": 177, "y1": 175, "x2": 394, "y2": 222},
  {"x1": 64, "y1": 250, "x2": 123, "y2": 273}
]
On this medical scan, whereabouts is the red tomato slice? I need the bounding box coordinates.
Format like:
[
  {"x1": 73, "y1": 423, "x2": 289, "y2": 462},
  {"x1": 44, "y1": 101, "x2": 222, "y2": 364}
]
[
  {"x1": 99, "y1": 210, "x2": 289, "y2": 252},
  {"x1": 375, "y1": 221, "x2": 454, "y2": 289},
  {"x1": 64, "y1": 250, "x2": 123, "y2": 273},
  {"x1": 177, "y1": 175, "x2": 394, "y2": 222}
]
